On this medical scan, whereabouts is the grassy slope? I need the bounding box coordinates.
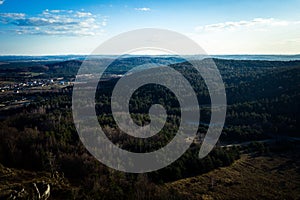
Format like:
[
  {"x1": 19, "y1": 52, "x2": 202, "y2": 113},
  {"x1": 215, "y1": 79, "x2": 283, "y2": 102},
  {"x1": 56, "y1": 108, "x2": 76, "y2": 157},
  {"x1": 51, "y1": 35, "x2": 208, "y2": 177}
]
[{"x1": 166, "y1": 154, "x2": 300, "y2": 200}]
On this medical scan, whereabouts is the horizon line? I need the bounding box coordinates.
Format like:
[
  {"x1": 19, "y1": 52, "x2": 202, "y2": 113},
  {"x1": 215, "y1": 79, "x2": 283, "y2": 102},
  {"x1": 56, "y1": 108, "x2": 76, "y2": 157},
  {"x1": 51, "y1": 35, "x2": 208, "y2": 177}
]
[{"x1": 0, "y1": 53, "x2": 299, "y2": 57}]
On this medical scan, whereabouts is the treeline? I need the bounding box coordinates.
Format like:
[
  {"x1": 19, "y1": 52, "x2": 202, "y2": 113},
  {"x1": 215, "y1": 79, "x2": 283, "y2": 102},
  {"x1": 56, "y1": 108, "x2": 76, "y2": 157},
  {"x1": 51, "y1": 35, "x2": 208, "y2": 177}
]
[{"x1": 149, "y1": 146, "x2": 240, "y2": 183}]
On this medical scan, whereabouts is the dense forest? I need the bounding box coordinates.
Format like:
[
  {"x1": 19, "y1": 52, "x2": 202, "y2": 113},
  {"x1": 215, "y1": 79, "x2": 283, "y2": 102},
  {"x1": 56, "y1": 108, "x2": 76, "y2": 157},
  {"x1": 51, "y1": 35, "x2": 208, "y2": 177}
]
[{"x1": 0, "y1": 57, "x2": 299, "y2": 199}]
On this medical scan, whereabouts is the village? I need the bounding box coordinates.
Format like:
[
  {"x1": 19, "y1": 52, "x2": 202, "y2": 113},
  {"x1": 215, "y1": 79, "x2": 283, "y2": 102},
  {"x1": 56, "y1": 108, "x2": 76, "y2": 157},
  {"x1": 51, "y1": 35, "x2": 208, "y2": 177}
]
[{"x1": 0, "y1": 77, "x2": 73, "y2": 112}]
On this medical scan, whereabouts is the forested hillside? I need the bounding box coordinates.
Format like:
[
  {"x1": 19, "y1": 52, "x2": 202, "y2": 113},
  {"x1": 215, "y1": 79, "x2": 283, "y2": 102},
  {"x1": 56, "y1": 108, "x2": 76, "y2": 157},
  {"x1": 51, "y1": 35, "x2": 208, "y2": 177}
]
[{"x1": 0, "y1": 58, "x2": 299, "y2": 199}]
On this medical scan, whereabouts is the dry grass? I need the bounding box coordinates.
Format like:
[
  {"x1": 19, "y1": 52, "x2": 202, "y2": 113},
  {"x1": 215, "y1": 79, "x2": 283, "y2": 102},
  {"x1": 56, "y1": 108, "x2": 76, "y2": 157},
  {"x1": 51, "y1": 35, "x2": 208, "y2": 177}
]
[{"x1": 166, "y1": 154, "x2": 300, "y2": 200}]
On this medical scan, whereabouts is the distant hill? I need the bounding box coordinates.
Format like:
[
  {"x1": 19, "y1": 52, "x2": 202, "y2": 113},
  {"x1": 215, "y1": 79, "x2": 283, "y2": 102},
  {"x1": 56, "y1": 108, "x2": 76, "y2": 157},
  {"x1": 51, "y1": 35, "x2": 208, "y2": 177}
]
[{"x1": 0, "y1": 54, "x2": 300, "y2": 62}]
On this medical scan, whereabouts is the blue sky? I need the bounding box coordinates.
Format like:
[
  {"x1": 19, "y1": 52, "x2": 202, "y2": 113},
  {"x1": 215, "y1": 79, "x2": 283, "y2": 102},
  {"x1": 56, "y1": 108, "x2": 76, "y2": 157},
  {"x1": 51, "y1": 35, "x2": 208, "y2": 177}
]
[{"x1": 0, "y1": 0, "x2": 299, "y2": 55}]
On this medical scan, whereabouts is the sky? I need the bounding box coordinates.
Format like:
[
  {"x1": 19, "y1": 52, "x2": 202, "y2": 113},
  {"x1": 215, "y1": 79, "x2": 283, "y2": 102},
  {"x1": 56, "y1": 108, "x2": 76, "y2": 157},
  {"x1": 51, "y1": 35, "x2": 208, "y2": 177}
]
[{"x1": 0, "y1": 0, "x2": 299, "y2": 55}]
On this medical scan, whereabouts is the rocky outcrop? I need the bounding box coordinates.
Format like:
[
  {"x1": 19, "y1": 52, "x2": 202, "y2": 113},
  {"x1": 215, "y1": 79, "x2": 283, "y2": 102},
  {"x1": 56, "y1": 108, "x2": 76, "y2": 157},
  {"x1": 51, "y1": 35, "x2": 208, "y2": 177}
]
[
  {"x1": 0, "y1": 164, "x2": 77, "y2": 199},
  {"x1": 33, "y1": 182, "x2": 51, "y2": 200}
]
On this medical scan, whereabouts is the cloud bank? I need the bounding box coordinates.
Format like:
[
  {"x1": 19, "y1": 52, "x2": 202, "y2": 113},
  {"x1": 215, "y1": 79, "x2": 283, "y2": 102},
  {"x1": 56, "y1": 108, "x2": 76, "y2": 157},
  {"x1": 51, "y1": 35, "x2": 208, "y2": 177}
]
[
  {"x1": 195, "y1": 18, "x2": 300, "y2": 32},
  {"x1": 0, "y1": 9, "x2": 107, "y2": 36},
  {"x1": 191, "y1": 18, "x2": 300, "y2": 54}
]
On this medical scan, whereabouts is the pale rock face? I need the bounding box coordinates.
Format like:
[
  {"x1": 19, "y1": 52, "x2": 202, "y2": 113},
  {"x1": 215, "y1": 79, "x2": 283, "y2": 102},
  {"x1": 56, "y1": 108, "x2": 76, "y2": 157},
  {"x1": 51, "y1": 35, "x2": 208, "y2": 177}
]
[{"x1": 33, "y1": 182, "x2": 51, "y2": 200}]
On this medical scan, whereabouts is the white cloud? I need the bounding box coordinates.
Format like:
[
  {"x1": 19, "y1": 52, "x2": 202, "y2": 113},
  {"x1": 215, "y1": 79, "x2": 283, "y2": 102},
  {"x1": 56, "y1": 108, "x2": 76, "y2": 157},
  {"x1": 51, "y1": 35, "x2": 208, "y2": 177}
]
[
  {"x1": 50, "y1": 10, "x2": 61, "y2": 13},
  {"x1": 134, "y1": 7, "x2": 151, "y2": 11},
  {"x1": 0, "y1": 13, "x2": 25, "y2": 19},
  {"x1": 195, "y1": 18, "x2": 299, "y2": 32},
  {"x1": 101, "y1": 19, "x2": 107, "y2": 26},
  {"x1": 191, "y1": 18, "x2": 300, "y2": 54},
  {"x1": 0, "y1": 10, "x2": 108, "y2": 36},
  {"x1": 0, "y1": 0, "x2": 4, "y2": 5},
  {"x1": 75, "y1": 11, "x2": 92, "y2": 18}
]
